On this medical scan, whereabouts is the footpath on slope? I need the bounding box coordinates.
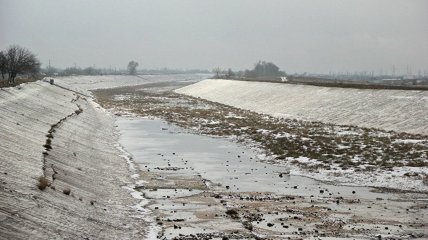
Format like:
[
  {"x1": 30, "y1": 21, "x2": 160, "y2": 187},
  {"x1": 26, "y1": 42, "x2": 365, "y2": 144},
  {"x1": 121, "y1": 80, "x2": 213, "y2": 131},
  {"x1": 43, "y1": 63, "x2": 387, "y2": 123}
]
[
  {"x1": 175, "y1": 79, "x2": 428, "y2": 135},
  {"x1": 0, "y1": 81, "x2": 147, "y2": 239}
]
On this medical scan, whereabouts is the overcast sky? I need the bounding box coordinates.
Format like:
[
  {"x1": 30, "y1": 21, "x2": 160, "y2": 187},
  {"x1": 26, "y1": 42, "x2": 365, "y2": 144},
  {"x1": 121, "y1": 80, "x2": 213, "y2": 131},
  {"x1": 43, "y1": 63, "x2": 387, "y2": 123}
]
[{"x1": 1, "y1": 0, "x2": 427, "y2": 74}]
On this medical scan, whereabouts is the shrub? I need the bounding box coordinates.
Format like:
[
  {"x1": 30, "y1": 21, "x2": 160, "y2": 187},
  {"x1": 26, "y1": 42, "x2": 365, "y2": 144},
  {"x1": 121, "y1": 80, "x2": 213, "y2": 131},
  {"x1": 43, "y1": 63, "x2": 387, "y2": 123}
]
[{"x1": 37, "y1": 176, "x2": 50, "y2": 190}]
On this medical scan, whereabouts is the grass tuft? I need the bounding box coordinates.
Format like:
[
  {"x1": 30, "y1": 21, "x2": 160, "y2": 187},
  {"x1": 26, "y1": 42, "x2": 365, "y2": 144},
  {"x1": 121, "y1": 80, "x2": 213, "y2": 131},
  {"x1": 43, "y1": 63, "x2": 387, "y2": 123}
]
[{"x1": 37, "y1": 176, "x2": 50, "y2": 190}]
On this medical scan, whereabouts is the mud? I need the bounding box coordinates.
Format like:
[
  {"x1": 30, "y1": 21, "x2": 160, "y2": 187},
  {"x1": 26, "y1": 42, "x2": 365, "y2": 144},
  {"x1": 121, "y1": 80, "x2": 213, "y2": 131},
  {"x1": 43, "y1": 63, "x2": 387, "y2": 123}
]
[
  {"x1": 93, "y1": 81, "x2": 428, "y2": 192},
  {"x1": 118, "y1": 118, "x2": 427, "y2": 239},
  {"x1": 93, "y1": 79, "x2": 428, "y2": 239}
]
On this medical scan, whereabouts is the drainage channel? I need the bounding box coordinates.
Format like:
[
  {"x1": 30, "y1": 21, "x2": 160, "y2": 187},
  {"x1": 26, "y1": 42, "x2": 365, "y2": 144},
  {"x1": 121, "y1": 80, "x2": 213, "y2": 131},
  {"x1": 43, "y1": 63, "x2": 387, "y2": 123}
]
[{"x1": 117, "y1": 117, "x2": 427, "y2": 239}]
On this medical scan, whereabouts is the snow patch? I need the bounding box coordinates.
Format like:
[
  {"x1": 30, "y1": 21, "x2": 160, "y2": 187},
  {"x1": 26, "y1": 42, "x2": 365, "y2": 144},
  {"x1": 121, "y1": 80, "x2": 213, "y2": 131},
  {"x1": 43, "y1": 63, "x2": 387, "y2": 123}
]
[{"x1": 393, "y1": 139, "x2": 427, "y2": 144}]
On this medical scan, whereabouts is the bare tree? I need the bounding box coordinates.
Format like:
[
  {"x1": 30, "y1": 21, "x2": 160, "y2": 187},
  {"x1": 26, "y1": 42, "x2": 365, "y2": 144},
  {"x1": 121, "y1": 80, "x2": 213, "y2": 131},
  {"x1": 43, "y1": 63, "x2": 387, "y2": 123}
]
[
  {"x1": 226, "y1": 68, "x2": 235, "y2": 79},
  {"x1": 127, "y1": 61, "x2": 139, "y2": 75},
  {"x1": 0, "y1": 51, "x2": 6, "y2": 80},
  {"x1": 3, "y1": 45, "x2": 40, "y2": 84},
  {"x1": 212, "y1": 67, "x2": 222, "y2": 78}
]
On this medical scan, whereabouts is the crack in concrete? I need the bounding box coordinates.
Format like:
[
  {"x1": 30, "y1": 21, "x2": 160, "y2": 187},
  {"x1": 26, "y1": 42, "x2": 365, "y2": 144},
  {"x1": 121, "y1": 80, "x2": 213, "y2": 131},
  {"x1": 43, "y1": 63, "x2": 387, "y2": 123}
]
[{"x1": 41, "y1": 95, "x2": 82, "y2": 182}]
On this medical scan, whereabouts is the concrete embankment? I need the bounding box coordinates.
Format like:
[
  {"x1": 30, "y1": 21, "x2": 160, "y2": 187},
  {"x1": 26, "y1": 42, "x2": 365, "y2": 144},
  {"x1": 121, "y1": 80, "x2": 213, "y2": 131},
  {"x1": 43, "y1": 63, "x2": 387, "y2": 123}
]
[
  {"x1": 176, "y1": 79, "x2": 428, "y2": 135},
  {"x1": 0, "y1": 81, "x2": 146, "y2": 239}
]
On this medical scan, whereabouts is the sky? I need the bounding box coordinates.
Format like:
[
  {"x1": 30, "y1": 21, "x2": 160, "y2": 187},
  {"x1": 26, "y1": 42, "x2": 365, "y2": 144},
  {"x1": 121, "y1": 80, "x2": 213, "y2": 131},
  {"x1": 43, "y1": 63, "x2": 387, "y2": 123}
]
[{"x1": 1, "y1": 0, "x2": 427, "y2": 74}]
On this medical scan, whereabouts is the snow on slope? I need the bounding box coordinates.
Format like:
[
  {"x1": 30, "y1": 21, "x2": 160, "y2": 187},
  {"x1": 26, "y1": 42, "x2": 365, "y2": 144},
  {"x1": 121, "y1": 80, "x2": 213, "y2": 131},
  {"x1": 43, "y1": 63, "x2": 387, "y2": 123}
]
[
  {"x1": 176, "y1": 79, "x2": 428, "y2": 135},
  {"x1": 0, "y1": 81, "x2": 147, "y2": 239},
  {"x1": 57, "y1": 74, "x2": 210, "y2": 96}
]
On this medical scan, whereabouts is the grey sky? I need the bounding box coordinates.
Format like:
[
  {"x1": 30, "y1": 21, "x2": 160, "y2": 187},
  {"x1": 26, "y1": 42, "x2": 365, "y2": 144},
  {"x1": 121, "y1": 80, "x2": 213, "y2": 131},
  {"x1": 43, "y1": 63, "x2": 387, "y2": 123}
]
[{"x1": 1, "y1": 0, "x2": 427, "y2": 74}]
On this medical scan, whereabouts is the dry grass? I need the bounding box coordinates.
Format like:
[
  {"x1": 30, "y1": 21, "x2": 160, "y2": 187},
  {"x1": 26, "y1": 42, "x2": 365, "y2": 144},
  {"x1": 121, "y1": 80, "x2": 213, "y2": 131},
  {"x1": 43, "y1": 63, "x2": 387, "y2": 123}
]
[
  {"x1": 93, "y1": 86, "x2": 428, "y2": 172},
  {"x1": 0, "y1": 76, "x2": 39, "y2": 88},
  {"x1": 37, "y1": 176, "x2": 50, "y2": 190}
]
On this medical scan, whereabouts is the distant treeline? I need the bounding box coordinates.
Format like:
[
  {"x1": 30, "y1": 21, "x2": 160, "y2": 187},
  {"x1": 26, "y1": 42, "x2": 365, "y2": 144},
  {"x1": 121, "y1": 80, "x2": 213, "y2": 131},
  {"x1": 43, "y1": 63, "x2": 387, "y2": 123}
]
[
  {"x1": 286, "y1": 76, "x2": 428, "y2": 90},
  {"x1": 42, "y1": 66, "x2": 211, "y2": 77},
  {"x1": 213, "y1": 61, "x2": 285, "y2": 80},
  {"x1": 214, "y1": 61, "x2": 428, "y2": 90}
]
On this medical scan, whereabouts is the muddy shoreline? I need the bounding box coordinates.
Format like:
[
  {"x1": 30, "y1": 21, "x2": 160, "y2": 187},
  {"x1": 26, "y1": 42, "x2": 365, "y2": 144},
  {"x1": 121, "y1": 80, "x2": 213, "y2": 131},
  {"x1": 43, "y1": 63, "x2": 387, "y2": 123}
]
[
  {"x1": 93, "y1": 81, "x2": 428, "y2": 192},
  {"x1": 115, "y1": 117, "x2": 426, "y2": 239}
]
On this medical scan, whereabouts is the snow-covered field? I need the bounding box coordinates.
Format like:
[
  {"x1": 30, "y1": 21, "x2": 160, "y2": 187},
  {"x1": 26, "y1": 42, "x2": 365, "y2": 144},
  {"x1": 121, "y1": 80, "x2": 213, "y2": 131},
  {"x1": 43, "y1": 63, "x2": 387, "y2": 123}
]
[
  {"x1": 57, "y1": 74, "x2": 209, "y2": 95},
  {"x1": 176, "y1": 79, "x2": 428, "y2": 135}
]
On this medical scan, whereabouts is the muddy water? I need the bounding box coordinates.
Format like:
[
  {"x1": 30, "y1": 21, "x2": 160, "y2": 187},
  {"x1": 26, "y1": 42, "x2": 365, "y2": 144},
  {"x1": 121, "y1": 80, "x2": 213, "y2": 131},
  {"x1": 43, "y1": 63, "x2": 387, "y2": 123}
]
[{"x1": 117, "y1": 117, "x2": 427, "y2": 239}]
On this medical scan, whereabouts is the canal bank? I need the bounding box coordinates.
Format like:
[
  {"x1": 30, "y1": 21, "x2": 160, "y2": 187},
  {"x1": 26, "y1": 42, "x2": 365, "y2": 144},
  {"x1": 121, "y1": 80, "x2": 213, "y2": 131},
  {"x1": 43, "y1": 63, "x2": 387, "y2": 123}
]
[{"x1": 0, "y1": 80, "x2": 148, "y2": 239}]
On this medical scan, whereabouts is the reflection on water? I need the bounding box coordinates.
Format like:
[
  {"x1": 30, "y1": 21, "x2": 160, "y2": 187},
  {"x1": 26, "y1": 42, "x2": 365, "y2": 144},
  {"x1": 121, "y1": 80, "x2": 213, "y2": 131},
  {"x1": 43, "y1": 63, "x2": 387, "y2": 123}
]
[{"x1": 117, "y1": 117, "x2": 400, "y2": 200}]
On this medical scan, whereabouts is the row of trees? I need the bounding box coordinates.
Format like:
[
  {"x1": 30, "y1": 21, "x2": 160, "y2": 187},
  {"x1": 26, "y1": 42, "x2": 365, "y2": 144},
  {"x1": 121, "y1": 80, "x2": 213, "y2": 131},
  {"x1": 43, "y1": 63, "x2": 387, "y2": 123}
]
[
  {"x1": 0, "y1": 45, "x2": 40, "y2": 84},
  {"x1": 213, "y1": 61, "x2": 285, "y2": 79},
  {"x1": 60, "y1": 66, "x2": 103, "y2": 76},
  {"x1": 42, "y1": 61, "x2": 138, "y2": 77}
]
